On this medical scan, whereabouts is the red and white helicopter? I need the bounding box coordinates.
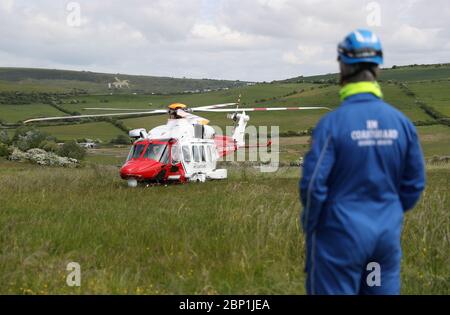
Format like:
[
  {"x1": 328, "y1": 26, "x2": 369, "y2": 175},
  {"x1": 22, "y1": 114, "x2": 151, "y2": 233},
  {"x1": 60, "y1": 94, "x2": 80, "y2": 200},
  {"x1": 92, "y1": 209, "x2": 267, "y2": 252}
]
[{"x1": 25, "y1": 102, "x2": 330, "y2": 187}]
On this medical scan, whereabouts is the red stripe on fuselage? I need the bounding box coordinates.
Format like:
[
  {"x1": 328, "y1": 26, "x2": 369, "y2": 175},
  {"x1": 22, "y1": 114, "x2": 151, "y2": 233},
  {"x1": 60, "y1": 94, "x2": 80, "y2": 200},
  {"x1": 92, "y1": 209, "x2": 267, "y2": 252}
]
[{"x1": 214, "y1": 135, "x2": 238, "y2": 157}]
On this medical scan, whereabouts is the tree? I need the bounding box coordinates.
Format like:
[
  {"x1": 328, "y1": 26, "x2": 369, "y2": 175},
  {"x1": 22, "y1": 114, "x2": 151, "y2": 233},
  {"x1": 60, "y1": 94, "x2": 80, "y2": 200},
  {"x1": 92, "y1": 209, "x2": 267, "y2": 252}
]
[
  {"x1": 0, "y1": 130, "x2": 9, "y2": 145},
  {"x1": 13, "y1": 127, "x2": 47, "y2": 151},
  {"x1": 110, "y1": 134, "x2": 130, "y2": 145},
  {"x1": 58, "y1": 141, "x2": 86, "y2": 160},
  {"x1": 0, "y1": 143, "x2": 10, "y2": 157}
]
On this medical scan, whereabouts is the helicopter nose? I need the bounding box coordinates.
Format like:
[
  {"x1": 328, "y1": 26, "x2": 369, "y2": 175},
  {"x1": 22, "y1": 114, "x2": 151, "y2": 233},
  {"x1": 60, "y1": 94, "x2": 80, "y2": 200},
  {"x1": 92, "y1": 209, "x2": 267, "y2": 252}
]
[{"x1": 120, "y1": 160, "x2": 163, "y2": 179}]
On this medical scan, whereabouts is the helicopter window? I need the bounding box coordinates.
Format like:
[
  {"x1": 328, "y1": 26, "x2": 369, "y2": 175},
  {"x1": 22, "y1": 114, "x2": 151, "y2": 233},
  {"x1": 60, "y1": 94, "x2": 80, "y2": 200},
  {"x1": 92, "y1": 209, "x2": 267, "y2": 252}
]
[
  {"x1": 160, "y1": 146, "x2": 169, "y2": 164},
  {"x1": 192, "y1": 146, "x2": 200, "y2": 162},
  {"x1": 200, "y1": 146, "x2": 206, "y2": 162},
  {"x1": 182, "y1": 145, "x2": 191, "y2": 163},
  {"x1": 171, "y1": 144, "x2": 181, "y2": 164},
  {"x1": 143, "y1": 143, "x2": 166, "y2": 161},
  {"x1": 207, "y1": 146, "x2": 212, "y2": 162},
  {"x1": 128, "y1": 143, "x2": 146, "y2": 160}
]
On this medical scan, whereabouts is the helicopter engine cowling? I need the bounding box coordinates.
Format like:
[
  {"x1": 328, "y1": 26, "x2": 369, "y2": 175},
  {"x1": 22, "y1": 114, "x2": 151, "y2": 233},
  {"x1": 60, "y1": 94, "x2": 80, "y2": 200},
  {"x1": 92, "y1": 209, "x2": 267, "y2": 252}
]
[
  {"x1": 203, "y1": 125, "x2": 215, "y2": 139},
  {"x1": 129, "y1": 128, "x2": 148, "y2": 140}
]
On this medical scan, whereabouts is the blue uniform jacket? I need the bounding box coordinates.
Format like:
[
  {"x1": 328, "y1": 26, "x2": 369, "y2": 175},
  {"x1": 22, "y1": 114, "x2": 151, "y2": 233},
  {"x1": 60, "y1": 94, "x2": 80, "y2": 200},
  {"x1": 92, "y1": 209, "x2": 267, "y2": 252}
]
[{"x1": 300, "y1": 92, "x2": 426, "y2": 236}]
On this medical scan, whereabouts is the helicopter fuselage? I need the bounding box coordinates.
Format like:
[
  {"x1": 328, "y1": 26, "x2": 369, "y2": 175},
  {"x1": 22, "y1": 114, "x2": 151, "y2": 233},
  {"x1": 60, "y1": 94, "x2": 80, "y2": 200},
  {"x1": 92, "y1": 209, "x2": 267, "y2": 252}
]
[{"x1": 120, "y1": 117, "x2": 232, "y2": 186}]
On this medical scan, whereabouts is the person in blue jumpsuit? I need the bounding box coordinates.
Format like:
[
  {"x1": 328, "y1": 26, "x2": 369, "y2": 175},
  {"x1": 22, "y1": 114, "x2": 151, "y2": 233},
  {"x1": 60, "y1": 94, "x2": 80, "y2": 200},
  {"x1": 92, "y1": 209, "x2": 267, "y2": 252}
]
[{"x1": 299, "y1": 29, "x2": 426, "y2": 295}]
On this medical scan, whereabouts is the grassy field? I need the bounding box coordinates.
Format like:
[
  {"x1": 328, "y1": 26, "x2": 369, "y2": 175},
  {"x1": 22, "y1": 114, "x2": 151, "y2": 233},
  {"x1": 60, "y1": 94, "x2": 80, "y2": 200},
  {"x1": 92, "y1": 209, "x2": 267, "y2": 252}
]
[
  {"x1": 0, "y1": 79, "x2": 443, "y2": 141},
  {"x1": 0, "y1": 103, "x2": 66, "y2": 123},
  {"x1": 61, "y1": 83, "x2": 311, "y2": 113},
  {"x1": 0, "y1": 161, "x2": 447, "y2": 294},
  {"x1": 38, "y1": 122, "x2": 125, "y2": 142},
  {"x1": 64, "y1": 82, "x2": 429, "y2": 134},
  {"x1": 282, "y1": 64, "x2": 450, "y2": 83},
  {"x1": 416, "y1": 125, "x2": 450, "y2": 157},
  {"x1": 382, "y1": 83, "x2": 432, "y2": 121},
  {"x1": 0, "y1": 79, "x2": 119, "y2": 94},
  {"x1": 409, "y1": 81, "x2": 450, "y2": 117}
]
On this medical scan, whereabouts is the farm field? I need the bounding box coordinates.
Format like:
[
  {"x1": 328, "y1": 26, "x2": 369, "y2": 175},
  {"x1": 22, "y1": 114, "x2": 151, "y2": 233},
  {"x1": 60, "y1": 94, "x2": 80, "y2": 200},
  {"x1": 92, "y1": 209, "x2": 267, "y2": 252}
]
[
  {"x1": 38, "y1": 122, "x2": 125, "y2": 142},
  {"x1": 409, "y1": 81, "x2": 450, "y2": 117},
  {"x1": 0, "y1": 103, "x2": 66, "y2": 123},
  {"x1": 416, "y1": 125, "x2": 450, "y2": 157}
]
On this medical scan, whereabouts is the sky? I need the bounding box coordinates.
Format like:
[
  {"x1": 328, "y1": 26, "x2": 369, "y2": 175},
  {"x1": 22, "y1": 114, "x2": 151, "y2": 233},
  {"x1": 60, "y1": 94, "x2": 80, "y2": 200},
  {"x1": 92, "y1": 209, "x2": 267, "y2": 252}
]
[{"x1": 0, "y1": 0, "x2": 449, "y2": 81}]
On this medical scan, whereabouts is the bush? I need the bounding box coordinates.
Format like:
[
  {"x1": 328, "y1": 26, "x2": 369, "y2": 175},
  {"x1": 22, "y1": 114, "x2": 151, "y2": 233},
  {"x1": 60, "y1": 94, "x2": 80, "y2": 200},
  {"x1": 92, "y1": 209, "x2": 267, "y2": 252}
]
[
  {"x1": 40, "y1": 140, "x2": 60, "y2": 153},
  {"x1": 58, "y1": 141, "x2": 86, "y2": 160},
  {"x1": 13, "y1": 127, "x2": 47, "y2": 151},
  {"x1": 110, "y1": 134, "x2": 130, "y2": 145},
  {"x1": 0, "y1": 143, "x2": 10, "y2": 157},
  {"x1": 0, "y1": 130, "x2": 10, "y2": 145}
]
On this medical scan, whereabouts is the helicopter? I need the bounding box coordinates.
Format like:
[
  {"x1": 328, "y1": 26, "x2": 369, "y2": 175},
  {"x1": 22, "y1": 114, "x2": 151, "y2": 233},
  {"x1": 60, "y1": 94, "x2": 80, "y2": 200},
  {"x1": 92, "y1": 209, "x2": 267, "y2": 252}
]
[{"x1": 24, "y1": 101, "x2": 330, "y2": 187}]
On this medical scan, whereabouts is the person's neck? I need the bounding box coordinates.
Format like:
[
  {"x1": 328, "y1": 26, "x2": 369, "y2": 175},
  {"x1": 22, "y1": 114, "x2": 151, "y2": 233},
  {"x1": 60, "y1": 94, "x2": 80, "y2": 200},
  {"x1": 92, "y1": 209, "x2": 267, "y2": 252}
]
[{"x1": 340, "y1": 70, "x2": 376, "y2": 86}]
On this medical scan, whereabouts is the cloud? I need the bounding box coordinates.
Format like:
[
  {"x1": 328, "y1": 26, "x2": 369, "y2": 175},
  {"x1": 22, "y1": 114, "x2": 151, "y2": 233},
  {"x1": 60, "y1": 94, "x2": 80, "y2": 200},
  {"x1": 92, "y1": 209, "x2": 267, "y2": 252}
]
[
  {"x1": 0, "y1": 0, "x2": 448, "y2": 81},
  {"x1": 283, "y1": 45, "x2": 324, "y2": 65},
  {"x1": 391, "y1": 25, "x2": 440, "y2": 51}
]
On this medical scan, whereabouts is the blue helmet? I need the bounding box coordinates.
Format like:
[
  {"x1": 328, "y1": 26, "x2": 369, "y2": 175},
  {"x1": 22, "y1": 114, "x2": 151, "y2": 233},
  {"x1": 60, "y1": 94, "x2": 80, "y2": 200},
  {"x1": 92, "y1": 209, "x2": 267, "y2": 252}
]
[{"x1": 338, "y1": 29, "x2": 383, "y2": 65}]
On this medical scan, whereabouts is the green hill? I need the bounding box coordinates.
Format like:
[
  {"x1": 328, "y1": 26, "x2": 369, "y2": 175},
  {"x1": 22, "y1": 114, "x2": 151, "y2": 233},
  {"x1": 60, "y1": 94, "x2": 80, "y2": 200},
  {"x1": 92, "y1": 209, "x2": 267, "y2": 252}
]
[
  {"x1": 280, "y1": 63, "x2": 450, "y2": 84},
  {"x1": 0, "y1": 67, "x2": 250, "y2": 94}
]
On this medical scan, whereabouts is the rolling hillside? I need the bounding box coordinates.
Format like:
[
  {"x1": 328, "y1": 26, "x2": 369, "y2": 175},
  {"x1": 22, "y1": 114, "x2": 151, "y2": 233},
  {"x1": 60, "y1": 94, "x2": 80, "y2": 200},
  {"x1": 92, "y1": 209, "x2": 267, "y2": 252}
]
[
  {"x1": 0, "y1": 64, "x2": 448, "y2": 157},
  {"x1": 280, "y1": 63, "x2": 450, "y2": 84},
  {"x1": 0, "y1": 67, "x2": 250, "y2": 94}
]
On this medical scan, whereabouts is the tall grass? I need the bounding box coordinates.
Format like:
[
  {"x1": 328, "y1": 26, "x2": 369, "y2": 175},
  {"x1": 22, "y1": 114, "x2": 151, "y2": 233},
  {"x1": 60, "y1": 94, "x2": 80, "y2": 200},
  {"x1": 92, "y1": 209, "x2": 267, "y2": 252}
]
[{"x1": 0, "y1": 162, "x2": 448, "y2": 294}]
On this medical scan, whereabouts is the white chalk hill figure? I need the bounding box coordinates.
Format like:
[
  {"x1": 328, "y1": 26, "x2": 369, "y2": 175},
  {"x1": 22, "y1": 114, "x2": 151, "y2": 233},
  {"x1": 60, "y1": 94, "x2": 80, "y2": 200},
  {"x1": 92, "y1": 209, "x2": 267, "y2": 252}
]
[{"x1": 108, "y1": 77, "x2": 131, "y2": 89}]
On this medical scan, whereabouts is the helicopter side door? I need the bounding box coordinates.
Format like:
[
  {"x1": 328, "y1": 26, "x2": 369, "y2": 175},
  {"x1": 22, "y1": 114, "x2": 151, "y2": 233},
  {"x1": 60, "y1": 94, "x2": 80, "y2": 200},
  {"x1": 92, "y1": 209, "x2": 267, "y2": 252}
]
[
  {"x1": 181, "y1": 144, "x2": 195, "y2": 178},
  {"x1": 166, "y1": 142, "x2": 186, "y2": 181}
]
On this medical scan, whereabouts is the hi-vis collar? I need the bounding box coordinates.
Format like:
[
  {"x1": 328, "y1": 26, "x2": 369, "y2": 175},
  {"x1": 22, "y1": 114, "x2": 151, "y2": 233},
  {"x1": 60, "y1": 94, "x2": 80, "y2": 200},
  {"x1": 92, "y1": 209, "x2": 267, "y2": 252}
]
[{"x1": 339, "y1": 81, "x2": 383, "y2": 101}]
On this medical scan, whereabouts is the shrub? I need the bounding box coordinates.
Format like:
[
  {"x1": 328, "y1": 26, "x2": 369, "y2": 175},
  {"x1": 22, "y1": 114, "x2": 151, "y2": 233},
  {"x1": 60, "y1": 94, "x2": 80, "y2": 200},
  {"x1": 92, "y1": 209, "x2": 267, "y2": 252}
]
[
  {"x1": 110, "y1": 134, "x2": 131, "y2": 145},
  {"x1": 0, "y1": 143, "x2": 10, "y2": 157},
  {"x1": 58, "y1": 141, "x2": 86, "y2": 160},
  {"x1": 0, "y1": 130, "x2": 10, "y2": 145},
  {"x1": 40, "y1": 140, "x2": 60, "y2": 153},
  {"x1": 13, "y1": 127, "x2": 47, "y2": 151}
]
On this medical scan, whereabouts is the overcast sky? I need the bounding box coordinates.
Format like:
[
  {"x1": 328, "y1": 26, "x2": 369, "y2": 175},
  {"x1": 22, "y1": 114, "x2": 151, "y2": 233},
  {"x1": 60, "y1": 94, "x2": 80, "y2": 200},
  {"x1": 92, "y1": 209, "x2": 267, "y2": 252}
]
[{"x1": 0, "y1": 0, "x2": 449, "y2": 81}]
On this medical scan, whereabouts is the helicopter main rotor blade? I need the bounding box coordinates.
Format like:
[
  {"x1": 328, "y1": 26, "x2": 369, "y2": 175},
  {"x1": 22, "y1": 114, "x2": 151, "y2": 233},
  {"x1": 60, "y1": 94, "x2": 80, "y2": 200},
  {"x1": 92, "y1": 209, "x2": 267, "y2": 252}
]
[
  {"x1": 192, "y1": 106, "x2": 332, "y2": 113},
  {"x1": 83, "y1": 103, "x2": 236, "y2": 111},
  {"x1": 83, "y1": 107, "x2": 168, "y2": 111},
  {"x1": 23, "y1": 110, "x2": 168, "y2": 124},
  {"x1": 191, "y1": 102, "x2": 237, "y2": 110}
]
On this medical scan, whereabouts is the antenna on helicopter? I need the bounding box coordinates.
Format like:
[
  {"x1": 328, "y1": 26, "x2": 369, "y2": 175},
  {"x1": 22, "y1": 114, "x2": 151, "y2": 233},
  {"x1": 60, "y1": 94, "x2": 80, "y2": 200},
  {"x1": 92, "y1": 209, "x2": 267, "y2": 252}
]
[{"x1": 228, "y1": 93, "x2": 242, "y2": 127}]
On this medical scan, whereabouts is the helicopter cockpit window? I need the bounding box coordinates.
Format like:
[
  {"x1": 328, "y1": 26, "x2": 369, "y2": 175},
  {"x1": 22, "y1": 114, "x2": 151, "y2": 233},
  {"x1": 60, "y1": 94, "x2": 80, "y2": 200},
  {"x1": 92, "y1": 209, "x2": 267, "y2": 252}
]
[
  {"x1": 128, "y1": 143, "x2": 146, "y2": 160},
  {"x1": 182, "y1": 145, "x2": 191, "y2": 163},
  {"x1": 143, "y1": 143, "x2": 167, "y2": 161}
]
